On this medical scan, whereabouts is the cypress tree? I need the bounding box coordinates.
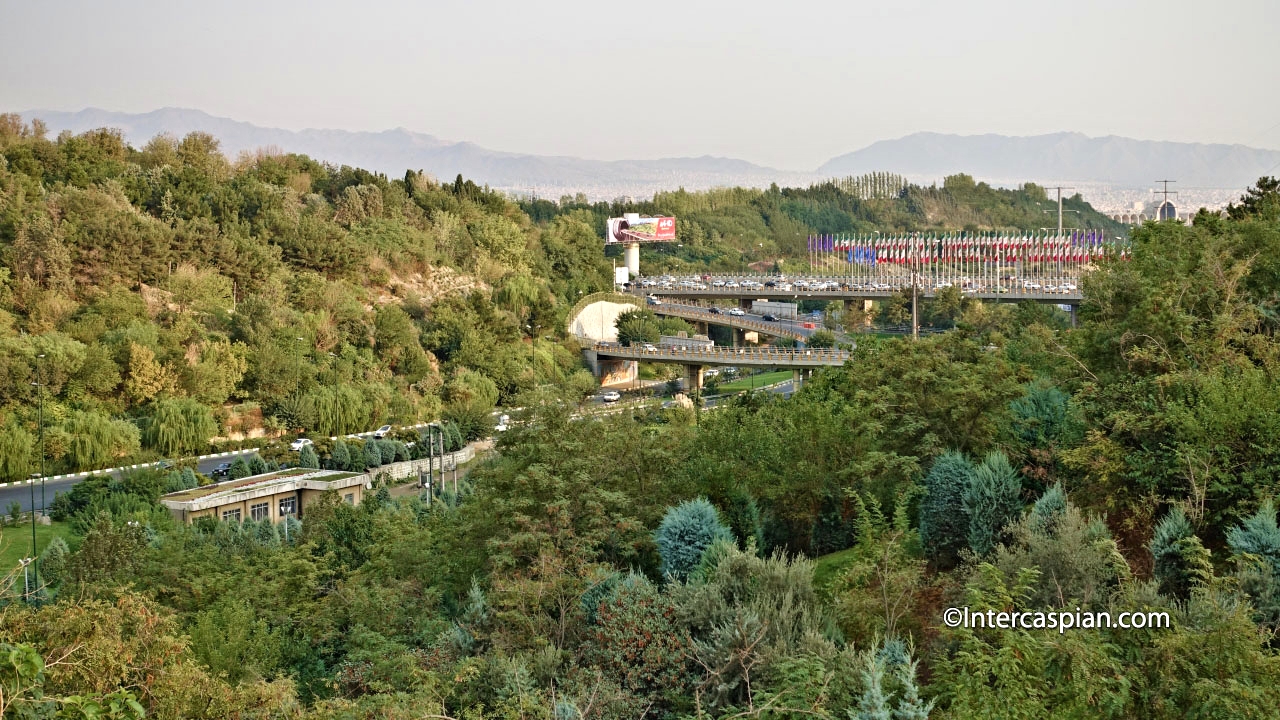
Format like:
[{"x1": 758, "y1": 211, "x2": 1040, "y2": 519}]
[
  {"x1": 330, "y1": 440, "x2": 350, "y2": 471},
  {"x1": 963, "y1": 451, "x2": 1022, "y2": 556},
  {"x1": 364, "y1": 441, "x2": 381, "y2": 469},
  {"x1": 654, "y1": 498, "x2": 734, "y2": 582},
  {"x1": 920, "y1": 450, "x2": 976, "y2": 568},
  {"x1": 299, "y1": 443, "x2": 320, "y2": 469},
  {"x1": 247, "y1": 453, "x2": 268, "y2": 475},
  {"x1": 1150, "y1": 506, "x2": 1213, "y2": 600},
  {"x1": 228, "y1": 457, "x2": 251, "y2": 480}
]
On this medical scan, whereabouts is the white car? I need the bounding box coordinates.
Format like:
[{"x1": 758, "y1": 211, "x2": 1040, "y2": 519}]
[
  {"x1": 727, "y1": 308, "x2": 746, "y2": 316},
  {"x1": 373, "y1": 424, "x2": 392, "y2": 438},
  {"x1": 290, "y1": 438, "x2": 314, "y2": 451},
  {"x1": 712, "y1": 280, "x2": 726, "y2": 287},
  {"x1": 725, "y1": 281, "x2": 740, "y2": 288},
  {"x1": 600, "y1": 390, "x2": 622, "y2": 402},
  {"x1": 776, "y1": 283, "x2": 792, "y2": 291},
  {"x1": 642, "y1": 343, "x2": 658, "y2": 351}
]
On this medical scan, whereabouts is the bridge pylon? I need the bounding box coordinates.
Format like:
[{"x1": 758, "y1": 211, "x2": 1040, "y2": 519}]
[{"x1": 625, "y1": 242, "x2": 640, "y2": 279}]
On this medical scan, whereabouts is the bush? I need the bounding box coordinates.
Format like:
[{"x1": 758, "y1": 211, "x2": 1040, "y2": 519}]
[
  {"x1": 228, "y1": 457, "x2": 251, "y2": 480},
  {"x1": 1150, "y1": 506, "x2": 1213, "y2": 600},
  {"x1": 329, "y1": 440, "x2": 350, "y2": 471},
  {"x1": 963, "y1": 450, "x2": 1022, "y2": 556},
  {"x1": 364, "y1": 441, "x2": 381, "y2": 469},
  {"x1": 299, "y1": 444, "x2": 320, "y2": 469},
  {"x1": 39, "y1": 536, "x2": 71, "y2": 587},
  {"x1": 654, "y1": 498, "x2": 735, "y2": 582},
  {"x1": 247, "y1": 453, "x2": 268, "y2": 475},
  {"x1": 920, "y1": 450, "x2": 975, "y2": 568}
]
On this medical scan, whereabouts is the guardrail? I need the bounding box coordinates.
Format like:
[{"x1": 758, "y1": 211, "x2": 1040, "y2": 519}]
[
  {"x1": 592, "y1": 342, "x2": 849, "y2": 366},
  {"x1": 648, "y1": 303, "x2": 808, "y2": 339}
]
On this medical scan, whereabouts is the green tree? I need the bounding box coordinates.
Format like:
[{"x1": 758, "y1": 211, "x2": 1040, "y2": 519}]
[
  {"x1": 62, "y1": 411, "x2": 140, "y2": 470},
  {"x1": 299, "y1": 443, "x2": 320, "y2": 469},
  {"x1": 919, "y1": 450, "x2": 975, "y2": 568},
  {"x1": 247, "y1": 453, "x2": 268, "y2": 475},
  {"x1": 329, "y1": 439, "x2": 350, "y2": 471},
  {"x1": 1150, "y1": 506, "x2": 1213, "y2": 600},
  {"x1": 807, "y1": 329, "x2": 837, "y2": 348},
  {"x1": 363, "y1": 440, "x2": 381, "y2": 469},
  {"x1": 0, "y1": 419, "x2": 34, "y2": 482},
  {"x1": 615, "y1": 308, "x2": 660, "y2": 346},
  {"x1": 145, "y1": 397, "x2": 217, "y2": 457},
  {"x1": 654, "y1": 497, "x2": 734, "y2": 582},
  {"x1": 228, "y1": 457, "x2": 251, "y2": 481},
  {"x1": 963, "y1": 451, "x2": 1022, "y2": 556},
  {"x1": 39, "y1": 536, "x2": 70, "y2": 587}
]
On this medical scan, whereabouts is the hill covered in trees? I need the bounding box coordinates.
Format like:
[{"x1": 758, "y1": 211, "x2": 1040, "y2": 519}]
[
  {"x1": 4, "y1": 115, "x2": 1280, "y2": 719},
  {"x1": 524, "y1": 173, "x2": 1127, "y2": 274}
]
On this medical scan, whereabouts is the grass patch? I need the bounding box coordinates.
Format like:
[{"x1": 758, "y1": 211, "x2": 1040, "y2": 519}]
[
  {"x1": 717, "y1": 371, "x2": 793, "y2": 393},
  {"x1": 0, "y1": 520, "x2": 79, "y2": 574},
  {"x1": 811, "y1": 546, "x2": 860, "y2": 595}
]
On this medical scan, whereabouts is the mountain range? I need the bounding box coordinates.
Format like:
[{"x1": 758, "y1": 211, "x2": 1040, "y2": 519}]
[{"x1": 15, "y1": 107, "x2": 1280, "y2": 199}]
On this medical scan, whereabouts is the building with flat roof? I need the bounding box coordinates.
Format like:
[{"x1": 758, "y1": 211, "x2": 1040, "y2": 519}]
[{"x1": 161, "y1": 469, "x2": 369, "y2": 524}]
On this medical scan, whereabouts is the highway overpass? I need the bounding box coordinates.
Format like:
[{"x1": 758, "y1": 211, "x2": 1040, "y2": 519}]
[{"x1": 586, "y1": 341, "x2": 848, "y2": 392}]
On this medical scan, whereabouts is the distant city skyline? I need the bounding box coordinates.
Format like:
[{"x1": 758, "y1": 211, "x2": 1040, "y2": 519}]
[{"x1": 2, "y1": 0, "x2": 1278, "y2": 171}]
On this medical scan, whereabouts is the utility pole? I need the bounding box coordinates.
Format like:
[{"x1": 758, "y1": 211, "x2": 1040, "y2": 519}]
[{"x1": 28, "y1": 353, "x2": 46, "y2": 597}]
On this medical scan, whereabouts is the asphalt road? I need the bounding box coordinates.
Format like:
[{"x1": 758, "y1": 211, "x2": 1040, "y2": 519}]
[
  {"x1": 657, "y1": 300, "x2": 821, "y2": 340},
  {"x1": 0, "y1": 450, "x2": 262, "y2": 514}
]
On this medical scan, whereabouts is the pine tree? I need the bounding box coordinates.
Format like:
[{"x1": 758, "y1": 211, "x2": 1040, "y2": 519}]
[
  {"x1": 963, "y1": 451, "x2": 1022, "y2": 556},
  {"x1": 299, "y1": 443, "x2": 320, "y2": 469},
  {"x1": 1029, "y1": 483, "x2": 1068, "y2": 537},
  {"x1": 1227, "y1": 499, "x2": 1280, "y2": 571},
  {"x1": 39, "y1": 536, "x2": 70, "y2": 587},
  {"x1": 247, "y1": 453, "x2": 268, "y2": 475},
  {"x1": 330, "y1": 440, "x2": 350, "y2": 471},
  {"x1": 1150, "y1": 507, "x2": 1213, "y2": 600},
  {"x1": 228, "y1": 457, "x2": 251, "y2": 480},
  {"x1": 654, "y1": 498, "x2": 735, "y2": 582},
  {"x1": 364, "y1": 441, "x2": 381, "y2": 470},
  {"x1": 920, "y1": 451, "x2": 975, "y2": 568},
  {"x1": 181, "y1": 466, "x2": 198, "y2": 489},
  {"x1": 852, "y1": 651, "x2": 892, "y2": 720}
]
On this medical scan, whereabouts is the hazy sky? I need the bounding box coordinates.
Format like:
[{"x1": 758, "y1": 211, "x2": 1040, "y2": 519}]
[{"x1": 3, "y1": 0, "x2": 1277, "y2": 170}]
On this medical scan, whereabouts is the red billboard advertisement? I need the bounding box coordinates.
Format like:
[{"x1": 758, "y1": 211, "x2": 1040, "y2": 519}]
[{"x1": 606, "y1": 216, "x2": 677, "y2": 243}]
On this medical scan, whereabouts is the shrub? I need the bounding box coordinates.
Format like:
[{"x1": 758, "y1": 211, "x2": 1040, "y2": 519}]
[
  {"x1": 963, "y1": 450, "x2": 1022, "y2": 556},
  {"x1": 39, "y1": 536, "x2": 71, "y2": 587},
  {"x1": 329, "y1": 440, "x2": 350, "y2": 471},
  {"x1": 247, "y1": 453, "x2": 268, "y2": 475},
  {"x1": 920, "y1": 451, "x2": 976, "y2": 568},
  {"x1": 1150, "y1": 506, "x2": 1213, "y2": 600},
  {"x1": 654, "y1": 497, "x2": 734, "y2": 582},
  {"x1": 228, "y1": 457, "x2": 251, "y2": 480},
  {"x1": 299, "y1": 444, "x2": 320, "y2": 469},
  {"x1": 363, "y1": 441, "x2": 381, "y2": 469}
]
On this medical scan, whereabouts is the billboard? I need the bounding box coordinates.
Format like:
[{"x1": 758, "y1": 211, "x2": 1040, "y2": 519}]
[
  {"x1": 614, "y1": 266, "x2": 630, "y2": 285},
  {"x1": 606, "y1": 215, "x2": 677, "y2": 243}
]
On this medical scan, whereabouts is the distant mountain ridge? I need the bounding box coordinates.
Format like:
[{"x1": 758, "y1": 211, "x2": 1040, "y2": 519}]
[
  {"x1": 820, "y1": 131, "x2": 1280, "y2": 189},
  {"x1": 16, "y1": 107, "x2": 812, "y2": 197},
  {"x1": 15, "y1": 108, "x2": 1280, "y2": 197}
]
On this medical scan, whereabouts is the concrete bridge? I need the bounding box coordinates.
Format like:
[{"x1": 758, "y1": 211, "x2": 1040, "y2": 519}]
[
  {"x1": 636, "y1": 275, "x2": 1083, "y2": 304},
  {"x1": 586, "y1": 341, "x2": 848, "y2": 392}
]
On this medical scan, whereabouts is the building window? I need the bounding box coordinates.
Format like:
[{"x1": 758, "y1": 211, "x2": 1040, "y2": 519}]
[
  {"x1": 279, "y1": 497, "x2": 297, "y2": 516},
  {"x1": 250, "y1": 502, "x2": 269, "y2": 521},
  {"x1": 221, "y1": 508, "x2": 241, "y2": 522},
  {"x1": 344, "y1": 493, "x2": 355, "y2": 505}
]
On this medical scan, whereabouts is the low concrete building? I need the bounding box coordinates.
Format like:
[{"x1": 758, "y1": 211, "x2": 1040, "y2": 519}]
[{"x1": 161, "y1": 469, "x2": 369, "y2": 524}]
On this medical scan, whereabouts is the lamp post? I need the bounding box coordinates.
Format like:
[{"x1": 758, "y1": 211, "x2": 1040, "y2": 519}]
[{"x1": 28, "y1": 353, "x2": 45, "y2": 596}]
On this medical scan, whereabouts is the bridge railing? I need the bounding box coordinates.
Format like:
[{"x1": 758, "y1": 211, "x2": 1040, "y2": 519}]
[
  {"x1": 593, "y1": 342, "x2": 849, "y2": 364},
  {"x1": 651, "y1": 304, "x2": 807, "y2": 338}
]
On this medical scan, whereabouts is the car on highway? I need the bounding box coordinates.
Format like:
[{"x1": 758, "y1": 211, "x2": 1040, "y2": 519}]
[
  {"x1": 712, "y1": 280, "x2": 726, "y2": 287},
  {"x1": 373, "y1": 424, "x2": 392, "y2": 438},
  {"x1": 290, "y1": 438, "x2": 314, "y2": 451},
  {"x1": 600, "y1": 390, "x2": 622, "y2": 402},
  {"x1": 725, "y1": 281, "x2": 740, "y2": 288},
  {"x1": 777, "y1": 283, "x2": 792, "y2": 291},
  {"x1": 764, "y1": 281, "x2": 777, "y2": 288},
  {"x1": 642, "y1": 343, "x2": 658, "y2": 351},
  {"x1": 762, "y1": 314, "x2": 779, "y2": 322},
  {"x1": 647, "y1": 296, "x2": 662, "y2": 305},
  {"x1": 211, "y1": 461, "x2": 233, "y2": 478},
  {"x1": 708, "y1": 306, "x2": 722, "y2": 314},
  {"x1": 727, "y1": 307, "x2": 746, "y2": 316}
]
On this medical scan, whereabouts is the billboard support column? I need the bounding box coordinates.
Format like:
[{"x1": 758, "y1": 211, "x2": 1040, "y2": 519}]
[{"x1": 625, "y1": 242, "x2": 640, "y2": 279}]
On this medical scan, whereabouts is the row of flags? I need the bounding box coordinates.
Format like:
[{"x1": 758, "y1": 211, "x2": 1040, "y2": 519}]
[{"x1": 806, "y1": 231, "x2": 1120, "y2": 264}]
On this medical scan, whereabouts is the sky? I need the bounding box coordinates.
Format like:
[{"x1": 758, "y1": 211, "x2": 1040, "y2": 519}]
[{"x1": 2, "y1": 0, "x2": 1278, "y2": 171}]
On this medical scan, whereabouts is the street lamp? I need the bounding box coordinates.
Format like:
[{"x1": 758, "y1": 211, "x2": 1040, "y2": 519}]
[{"x1": 28, "y1": 353, "x2": 45, "y2": 595}]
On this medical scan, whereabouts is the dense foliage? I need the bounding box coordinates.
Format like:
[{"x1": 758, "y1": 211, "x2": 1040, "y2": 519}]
[{"x1": 3, "y1": 117, "x2": 1280, "y2": 718}]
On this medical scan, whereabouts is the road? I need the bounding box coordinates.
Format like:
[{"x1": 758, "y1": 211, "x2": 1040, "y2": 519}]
[
  {"x1": 634, "y1": 273, "x2": 1082, "y2": 304},
  {"x1": 653, "y1": 300, "x2": 821, "y2": 340},
  {"x1": 0, "y1": 450, "x2": 264, "y2": 514}
]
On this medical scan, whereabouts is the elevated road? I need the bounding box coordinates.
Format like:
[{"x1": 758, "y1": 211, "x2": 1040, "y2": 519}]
[
  {"x1": 647, "y1": 301, "x2": 813, "y2": 340},
  {"x1": 635, "y1": 275, "x2": 1082, "y2": 304},
  {"x1": 590, "y1": 342, "x2": 848, "y2": 367}
]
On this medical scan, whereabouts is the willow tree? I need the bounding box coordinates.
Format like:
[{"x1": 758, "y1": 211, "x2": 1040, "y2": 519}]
[
  {"x1": 63, "y1": 410, "x2": 141, "y2": 470},
  {"x1": 145, "y1": 397, "x2": 217, "y2": 457},
  {"x1": 0, "y1": 419, "x2": 33, "y2": 481}
]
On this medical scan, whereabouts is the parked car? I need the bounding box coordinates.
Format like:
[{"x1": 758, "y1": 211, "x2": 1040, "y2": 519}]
[
  {"x1": 600, "y1": 390, "x2": 622, "y2": 402},
  {"x1": 211, "y1": 461, "x2": 232, "y2": 478},
  {"x1": 642, "y1": 343, "x2": 658, "y2": 351},
  {"x1": 373, "y1": 424, "x2": 392, "y2": 439},
  {"x1": 647, "y1": 296, "x2": 662, "y2": 305},
  {"x1": 290, "y1": 438, "x2": 314, "y2": 451}
]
